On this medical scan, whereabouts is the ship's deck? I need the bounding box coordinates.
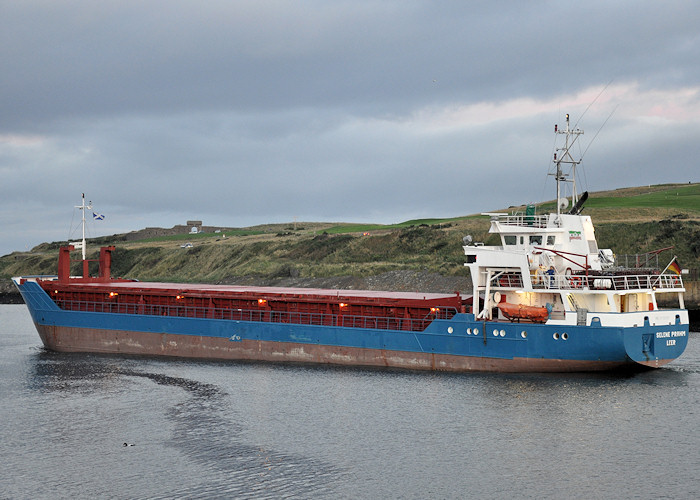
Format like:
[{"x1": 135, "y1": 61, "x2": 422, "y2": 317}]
[{"x1": 52, "y1": 279, "x2": 465, "y2": 302}]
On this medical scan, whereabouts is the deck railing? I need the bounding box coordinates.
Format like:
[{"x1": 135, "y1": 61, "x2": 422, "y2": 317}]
[
  {"x1": 529, "y1": 273, "x2": 684, "y2": 291},
  {"x1": 52, "y1": 299, "x2": 458, "y2": 333},
  {"x1": 489, "y1": 273, "x2": 524, "y2": 288},
  {"x1": 491, "y1": 214, "x2": 552, "y2": 228}
]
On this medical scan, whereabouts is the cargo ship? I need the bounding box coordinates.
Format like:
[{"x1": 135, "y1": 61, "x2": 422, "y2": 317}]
[{"x1": 13, "y1": 116, "x2": 689, "y2": 372}]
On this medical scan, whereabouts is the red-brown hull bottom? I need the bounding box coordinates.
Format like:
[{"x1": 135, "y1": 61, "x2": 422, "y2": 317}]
[
  {"x1": 635, "y1": 358, "x2": 674, "y2": 368},
  {"x1": 34, "y1": 323, "x2": 645, "y2": 373}
]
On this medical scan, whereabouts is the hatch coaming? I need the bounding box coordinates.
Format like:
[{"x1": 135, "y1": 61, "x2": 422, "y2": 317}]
[{"x1": 29, "y1": 277, "x2": 466, "y2": 334}]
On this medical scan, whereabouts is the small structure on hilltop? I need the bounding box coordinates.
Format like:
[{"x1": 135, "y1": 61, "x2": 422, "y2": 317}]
[{"x1": 187, "y1": 220, "x2": 202, "y2": 233}]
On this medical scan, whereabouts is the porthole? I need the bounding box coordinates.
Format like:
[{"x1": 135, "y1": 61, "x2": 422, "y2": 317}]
[
  {"x1": 493, "y1": 329, "x2": 499, "y2": 337},
  {"x1": 447, "y1": 326, "x2": 454, "y2": 334},
  {"x1": 474, "y1": 328, "x2": 479, "y2": 335},
  {"x1": 521, "y1": 331, "x2": 527, "y2": 339},
  {"x1": 553, "y1": 332, "x2": 560, "y2": 340},
  {"x1": 467, "y1": 328, "x2": 472, "y2": 335},
  {"x1": 499, "y1": 330, "x2": 506, "y2": 337},
  {"x1": 562, "y1": 332, "x2": 568, "y2": 340}
]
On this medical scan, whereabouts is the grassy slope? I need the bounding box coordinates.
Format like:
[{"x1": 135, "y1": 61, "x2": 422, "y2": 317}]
[
  {"x1": 1, "y1": 183, "x2": 698, "y2": 283},
  {"x1": 532, "y1": 183, "x2": 700, "y2": 220}
]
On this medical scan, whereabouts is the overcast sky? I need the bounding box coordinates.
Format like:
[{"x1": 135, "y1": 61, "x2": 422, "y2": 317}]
[{"x1": 2, "y1": 1, "x2": 699, "y2": 256}]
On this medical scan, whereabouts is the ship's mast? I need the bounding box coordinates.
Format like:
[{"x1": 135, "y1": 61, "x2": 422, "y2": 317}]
[
  {"x1": 74, "y1": 193, "x2": 92, "y2": 261},
  {"x1": 552, "y1": 114, "x2": 584, "y2": 217}
]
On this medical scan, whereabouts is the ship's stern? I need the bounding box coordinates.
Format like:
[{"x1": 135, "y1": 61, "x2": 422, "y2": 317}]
[{"x1": 623, "y1": 315, "x2": 689, "y2": 368}]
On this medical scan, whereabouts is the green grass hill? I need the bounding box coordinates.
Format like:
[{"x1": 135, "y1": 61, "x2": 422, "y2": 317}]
[{"x1": 2, "y1": 183, "x2": 699, "y2": 294}]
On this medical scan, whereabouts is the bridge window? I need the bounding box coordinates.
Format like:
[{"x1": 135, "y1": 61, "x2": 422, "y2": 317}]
[
  {"x1": 504, "y1": 235, "x2": 516, "y2": 245},
  {"x1": 547, "y1": 236, "x2": 556, "y2": 245},
  {"x1": 529, "y1": 235, "x2": 542, "y2": 245}
]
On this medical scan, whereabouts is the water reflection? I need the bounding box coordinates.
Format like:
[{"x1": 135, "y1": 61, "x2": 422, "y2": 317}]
[{"x1": 23, "y1": 349, "x2": 344, "y2": 499}]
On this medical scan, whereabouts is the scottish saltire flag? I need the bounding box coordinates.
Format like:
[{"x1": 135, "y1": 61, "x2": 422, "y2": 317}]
[{"x1": 93, "y1": 212, "x2": 105, "y2": 221}]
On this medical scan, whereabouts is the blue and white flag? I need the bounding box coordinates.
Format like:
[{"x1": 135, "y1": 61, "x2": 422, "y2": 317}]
[{"x1": 93, "y1": 212, "x2": 105, "y2": 221}]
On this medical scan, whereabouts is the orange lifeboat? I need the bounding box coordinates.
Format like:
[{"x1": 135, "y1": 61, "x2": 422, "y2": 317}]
[{"x1": 497, "y1": 302, "x2": 549, "y2": 323}]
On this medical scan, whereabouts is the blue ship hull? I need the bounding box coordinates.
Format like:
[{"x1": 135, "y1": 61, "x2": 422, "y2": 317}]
[{"x1": 16, "y1": 279, "x2": 688, "y2": 372}]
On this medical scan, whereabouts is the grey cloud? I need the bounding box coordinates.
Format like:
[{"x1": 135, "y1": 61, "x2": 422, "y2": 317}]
[{"x1": 1, "y1": 1, "x2": 699, "y2": 255}]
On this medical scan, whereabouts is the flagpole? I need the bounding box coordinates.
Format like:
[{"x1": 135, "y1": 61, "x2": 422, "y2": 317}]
[
  {"x1": 74, "y1": 193, "x2": 93, "y2": 261},
  {"x1": 659, "y1": 256, "x2": 678, "y2": 275},
  {"x1": 652, "y1": 256, "x2": 678, "y2": 288},
  {"x1": 81, "y1": 194, "x2": 87, "y2": 261}
]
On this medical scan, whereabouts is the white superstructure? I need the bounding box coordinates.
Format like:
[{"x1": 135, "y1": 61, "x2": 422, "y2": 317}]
[{"x1": 463, "y1": 115, "x2": 687, "y2": 329}]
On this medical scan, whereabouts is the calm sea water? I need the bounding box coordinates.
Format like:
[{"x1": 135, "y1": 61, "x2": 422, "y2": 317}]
[{"x1": 1, "y1": 304, "x2": 699, "y2": 499}]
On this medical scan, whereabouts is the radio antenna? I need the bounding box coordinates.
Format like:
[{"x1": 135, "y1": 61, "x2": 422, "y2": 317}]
[
  {"x1": 581, "y1": 104, "x2": 618, "y2": 160},
  {"x1": 573, "y1": 79, "x2": 614, "y2": 131}
]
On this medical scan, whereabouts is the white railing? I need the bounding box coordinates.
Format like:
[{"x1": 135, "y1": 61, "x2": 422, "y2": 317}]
[
  {"x1": 529, "y1": 273, "x2": 684, "y2": 291},
  {"x1": 491, "y1": 214, "x2": 553, "y2": 228}
]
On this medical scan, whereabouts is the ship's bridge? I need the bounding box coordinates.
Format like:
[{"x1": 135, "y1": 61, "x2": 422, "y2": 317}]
[{"x1": 482, "y1": 211, "x2": 608, "y2": 273}]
